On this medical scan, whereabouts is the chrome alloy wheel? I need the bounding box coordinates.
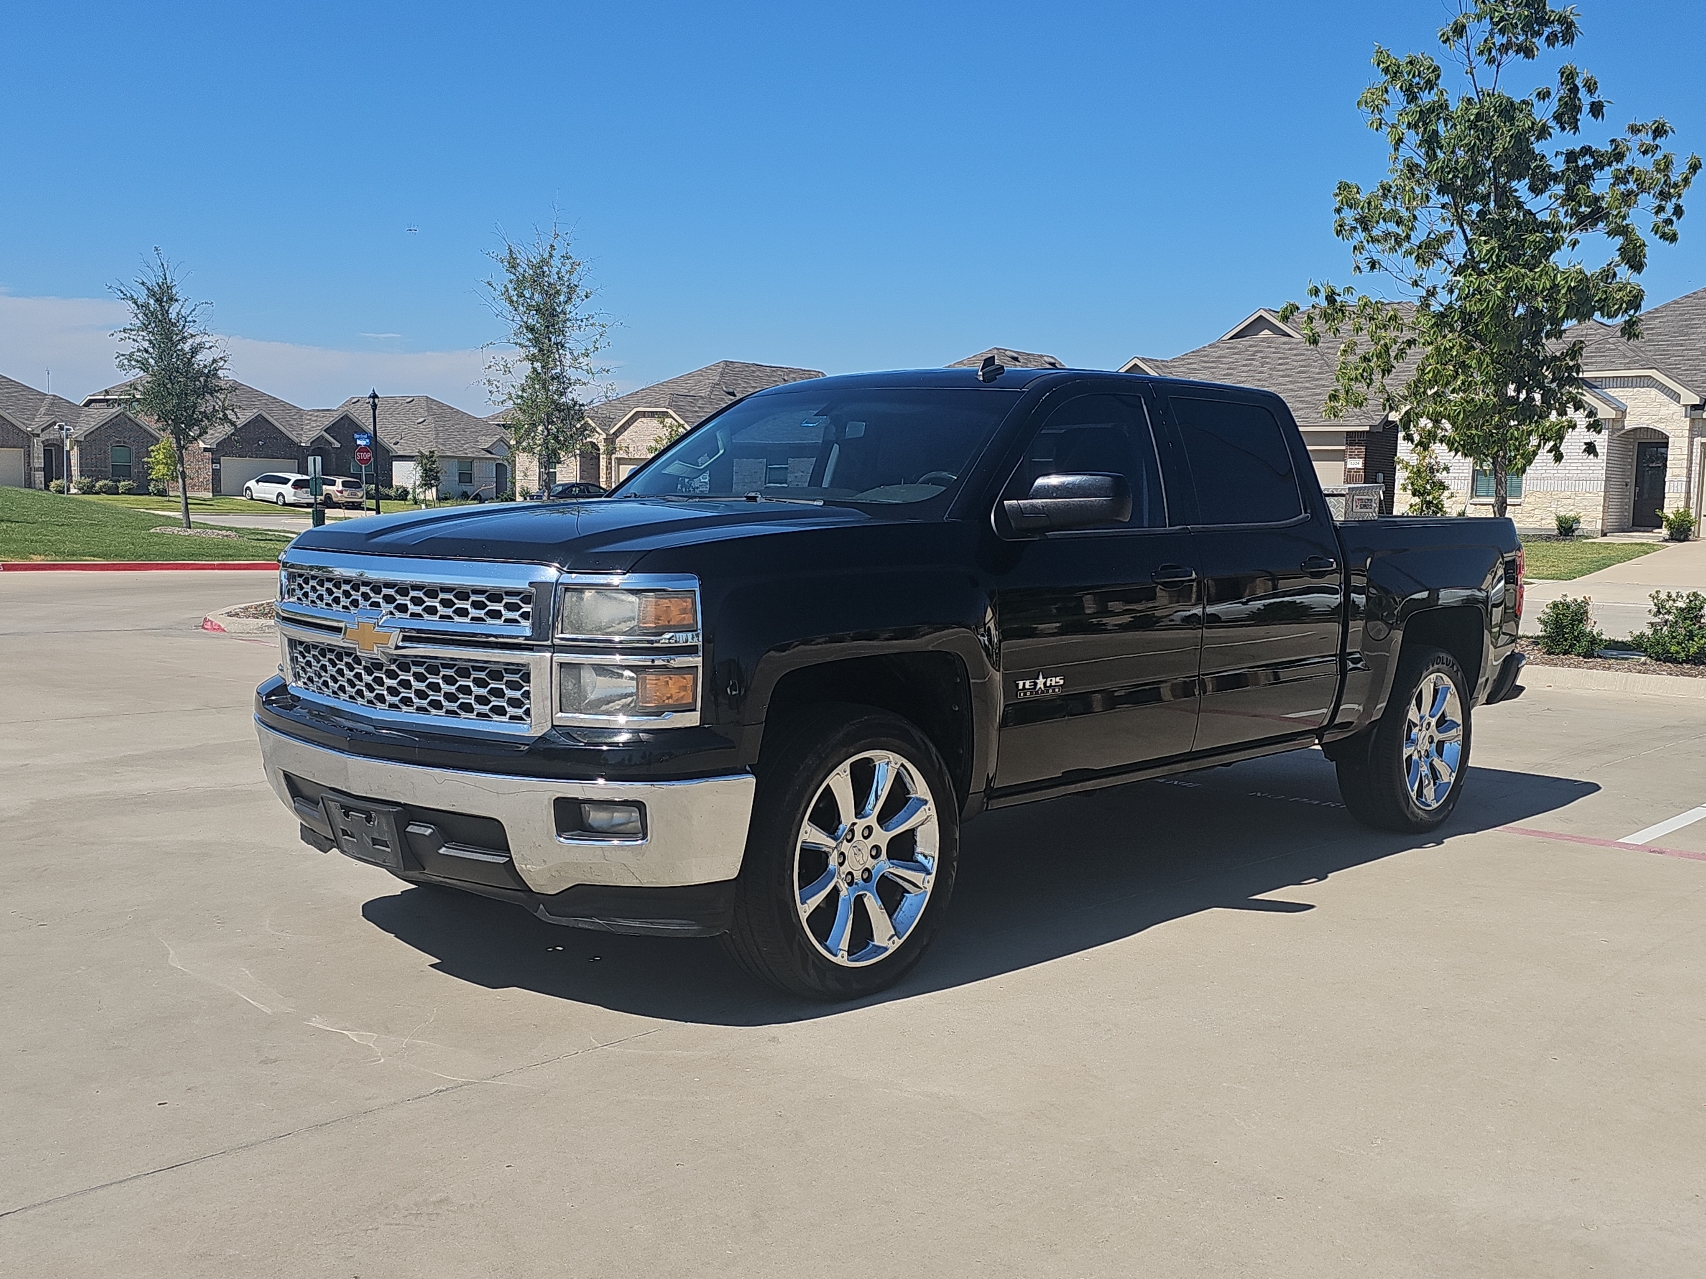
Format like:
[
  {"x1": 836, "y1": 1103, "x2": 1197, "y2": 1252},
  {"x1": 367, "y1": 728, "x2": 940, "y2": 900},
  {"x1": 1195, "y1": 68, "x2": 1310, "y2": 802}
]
[
  {"x1": 1403, "y1": 671, "x2": 1464, "y2": 810},
  {"x1": 794, "y1": 750, "x2": 939, "y2": 967}
]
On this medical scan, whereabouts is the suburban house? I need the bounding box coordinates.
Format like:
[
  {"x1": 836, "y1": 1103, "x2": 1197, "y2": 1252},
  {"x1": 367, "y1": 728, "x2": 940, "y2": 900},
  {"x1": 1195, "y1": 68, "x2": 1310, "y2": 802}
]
[
  {"x1": 1122, "y1": 310, "x2": 1403, "y2": 512},
  {"x1": 947, "y1": 347, "x2": 1067, "y2": 371},
  {"x1": 0, "y1": 372, "x2": 163, "y2": 491},
  {"x1": 506, "y1": 360, "x2": 824, "y2": 493},
  {"x1": 327, "y1": 394, "x2": 511, "y2": 500}
]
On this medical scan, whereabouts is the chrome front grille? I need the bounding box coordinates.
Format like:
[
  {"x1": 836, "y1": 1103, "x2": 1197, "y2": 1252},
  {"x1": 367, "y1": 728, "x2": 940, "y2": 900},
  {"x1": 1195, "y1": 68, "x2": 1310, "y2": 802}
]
[
  {"x1": 281, "y1": 568, "x2": 533, "y2": 627},
  {"x1": 286, "y1": 638, "x2": 532, "y2": 726}
]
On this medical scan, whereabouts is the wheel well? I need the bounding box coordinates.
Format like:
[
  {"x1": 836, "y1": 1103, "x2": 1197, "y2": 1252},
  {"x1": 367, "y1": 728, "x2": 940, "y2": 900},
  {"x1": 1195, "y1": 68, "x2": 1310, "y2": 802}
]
[
  {"x1": 762, "y1": 653, "x2": 974, "y2": 808},
  {"x1": 1400, "y1": 606, "x2": 1485, "y2": 691}
]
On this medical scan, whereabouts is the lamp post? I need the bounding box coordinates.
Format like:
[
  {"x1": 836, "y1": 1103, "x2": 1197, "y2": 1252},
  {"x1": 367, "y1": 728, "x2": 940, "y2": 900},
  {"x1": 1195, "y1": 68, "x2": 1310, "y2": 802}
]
[
  {"x1": 368, "y1": 389, "x2": 381, "y2": 515},
  {"x1": 58, "y1": 422, "x2": 73, "y2": 494}
]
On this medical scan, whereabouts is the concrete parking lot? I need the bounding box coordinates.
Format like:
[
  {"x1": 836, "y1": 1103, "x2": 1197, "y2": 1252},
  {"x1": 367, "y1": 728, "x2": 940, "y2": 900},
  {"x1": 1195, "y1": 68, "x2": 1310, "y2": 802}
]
[{"x1": 4, "y1": 572, "x2": 1705, "y2": 1277}]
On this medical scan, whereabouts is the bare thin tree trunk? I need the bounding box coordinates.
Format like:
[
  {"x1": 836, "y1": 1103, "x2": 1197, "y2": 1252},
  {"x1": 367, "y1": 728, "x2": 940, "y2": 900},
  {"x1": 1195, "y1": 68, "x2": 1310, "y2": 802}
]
[
  {"x1": 176, "y1": 441, "x2": 192, "y2": 529},
  {"x1": 1491, "y1": 454, "x2": 1508, "y2": 521}
]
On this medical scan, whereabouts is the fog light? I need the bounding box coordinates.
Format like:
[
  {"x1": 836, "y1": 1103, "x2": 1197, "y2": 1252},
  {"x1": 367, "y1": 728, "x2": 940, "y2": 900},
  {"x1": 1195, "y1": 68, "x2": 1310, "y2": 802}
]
[{"x1": 581, "y1": 802, "x2": 644, "y2": 837}]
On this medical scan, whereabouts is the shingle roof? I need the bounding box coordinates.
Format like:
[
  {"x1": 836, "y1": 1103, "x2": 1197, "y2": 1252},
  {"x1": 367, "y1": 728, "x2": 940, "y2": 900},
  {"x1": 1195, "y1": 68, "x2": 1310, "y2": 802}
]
[
  {"x1": 584, "y1": 360, "x2": 823, "y2": 433},
  {"x1": 84, "y1": 375, "x2": 308, "y2": 443},
  {"x1": 0, "y1": 372, "x2": 90, "y2": 434},
  {"x1": 1570, "y1": 285, "x2": 1706, "y2": 396},
  {"x1": 315, "y1": 395, "x2": 508, "y2": 457},
  {"x1": 946, "y1": 348, "x2": 1066, "y2": 370}
]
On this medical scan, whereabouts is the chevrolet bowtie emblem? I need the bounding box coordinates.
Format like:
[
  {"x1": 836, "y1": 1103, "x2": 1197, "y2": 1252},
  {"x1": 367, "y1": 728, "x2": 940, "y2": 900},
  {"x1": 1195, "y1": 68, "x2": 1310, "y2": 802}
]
[{"x1": 344, "y1": 619, "x2": 397, "y2": 655}]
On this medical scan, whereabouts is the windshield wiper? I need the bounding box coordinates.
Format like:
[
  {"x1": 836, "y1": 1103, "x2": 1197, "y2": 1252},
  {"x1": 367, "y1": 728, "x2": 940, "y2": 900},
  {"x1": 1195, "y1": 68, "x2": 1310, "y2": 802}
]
[{"x1": 741, "y1": 492, "x2": 823, "y2": 506}]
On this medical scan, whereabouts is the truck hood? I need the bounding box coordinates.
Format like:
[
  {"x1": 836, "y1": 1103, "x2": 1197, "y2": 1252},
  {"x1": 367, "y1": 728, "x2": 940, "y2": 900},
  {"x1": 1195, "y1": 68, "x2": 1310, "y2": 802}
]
[{"x1": 287, "y1": 497, "x2": 888, "y2": 570}]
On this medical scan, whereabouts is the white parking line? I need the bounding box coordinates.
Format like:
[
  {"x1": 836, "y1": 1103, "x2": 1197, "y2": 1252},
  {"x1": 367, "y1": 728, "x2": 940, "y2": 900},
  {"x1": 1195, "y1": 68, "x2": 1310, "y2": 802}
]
[{"x1": 1622, "y1": 803, "x2": 1706, "y2": 847}]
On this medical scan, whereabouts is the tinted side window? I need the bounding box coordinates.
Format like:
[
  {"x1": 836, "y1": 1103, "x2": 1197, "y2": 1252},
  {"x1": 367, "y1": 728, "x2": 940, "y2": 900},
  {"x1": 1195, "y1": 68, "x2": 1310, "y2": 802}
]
[
  {"x1": 1170, "y1": 397, "x2": 1302, "y2": 525},
  {"x1": 1003, "y1": 394, "x2": 1167, "y2": 529}
]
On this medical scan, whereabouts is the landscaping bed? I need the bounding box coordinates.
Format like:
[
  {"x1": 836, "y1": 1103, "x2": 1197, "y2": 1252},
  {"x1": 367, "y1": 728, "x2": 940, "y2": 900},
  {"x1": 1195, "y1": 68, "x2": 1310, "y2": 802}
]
[
  {"x1": 1515, "y1": 637, "x2": 1706, "y2": 678},
  {"x1": 1, "y1": 487, "x2": 294, "y2": 562}
]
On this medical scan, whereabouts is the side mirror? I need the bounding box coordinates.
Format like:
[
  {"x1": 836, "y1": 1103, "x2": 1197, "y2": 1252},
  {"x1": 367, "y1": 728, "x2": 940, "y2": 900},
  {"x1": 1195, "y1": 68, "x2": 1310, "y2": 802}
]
[{"x1": 1003, "y1": 473, "x2": 1132, "y2": 534}]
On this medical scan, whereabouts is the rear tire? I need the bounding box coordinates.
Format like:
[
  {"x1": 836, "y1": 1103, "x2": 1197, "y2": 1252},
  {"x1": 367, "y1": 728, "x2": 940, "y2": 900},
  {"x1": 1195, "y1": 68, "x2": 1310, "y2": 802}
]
[
  {"x1": 1335, "y1": 644, "x2": 1472, "y2": 833},
  {"x1": 275, "y1": 493, "x2": 286, "y2": 506},
  {"x1": 723, "y1": 705, "x2": 959, "y2": 1000}
]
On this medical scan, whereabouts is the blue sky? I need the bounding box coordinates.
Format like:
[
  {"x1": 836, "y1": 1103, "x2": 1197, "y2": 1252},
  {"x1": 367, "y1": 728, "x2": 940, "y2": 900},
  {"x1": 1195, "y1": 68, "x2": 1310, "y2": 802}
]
[{"x1": 5, "y1": 0, "x2": 1706, "y2": 412}]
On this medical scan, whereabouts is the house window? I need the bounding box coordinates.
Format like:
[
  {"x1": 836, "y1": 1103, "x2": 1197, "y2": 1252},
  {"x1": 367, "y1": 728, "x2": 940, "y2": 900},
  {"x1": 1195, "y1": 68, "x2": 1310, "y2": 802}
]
[
  {"x1": 457, "y1": 460, "x2": 474, "y2": 487},
  {"x1": 110, "y1": 445, "x2": 133, "y2": 481},
  {"x1": 1471, "y1": 466, "x2": 1523, "y2": 500}
]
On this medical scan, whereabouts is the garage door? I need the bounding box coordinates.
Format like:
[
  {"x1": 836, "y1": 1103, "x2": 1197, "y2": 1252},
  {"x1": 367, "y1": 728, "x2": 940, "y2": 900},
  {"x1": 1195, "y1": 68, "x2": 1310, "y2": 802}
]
[
  {"x1": 221, "y1": 457, "x2": 297, "y2": 496},
  {"x1": 0, "y1": 448, "x2": 24, "y2": 488}
]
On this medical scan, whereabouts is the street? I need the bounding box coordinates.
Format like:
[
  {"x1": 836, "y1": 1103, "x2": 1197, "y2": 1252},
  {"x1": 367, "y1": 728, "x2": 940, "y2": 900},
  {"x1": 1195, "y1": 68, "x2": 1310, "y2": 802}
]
[{"x1": 3, "y1": 572, "x2": 1704, "y2": 1277}]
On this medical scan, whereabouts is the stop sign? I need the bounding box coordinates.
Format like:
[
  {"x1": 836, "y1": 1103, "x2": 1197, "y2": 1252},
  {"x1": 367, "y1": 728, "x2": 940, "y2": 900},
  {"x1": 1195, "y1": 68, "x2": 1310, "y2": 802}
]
[{"x1": 354, "y1": 444, "x2": 373, "y2": 467}]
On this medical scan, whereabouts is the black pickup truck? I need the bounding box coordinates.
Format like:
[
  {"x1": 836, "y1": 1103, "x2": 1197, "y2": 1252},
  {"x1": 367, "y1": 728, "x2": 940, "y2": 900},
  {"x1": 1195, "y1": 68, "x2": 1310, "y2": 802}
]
[{"x1": 255, "y1": 364, "x2": 1524, "y2": 999}]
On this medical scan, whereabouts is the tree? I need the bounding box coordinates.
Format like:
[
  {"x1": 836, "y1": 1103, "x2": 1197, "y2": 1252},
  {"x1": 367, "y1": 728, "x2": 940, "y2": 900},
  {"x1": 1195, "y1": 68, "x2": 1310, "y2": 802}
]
[
  {"x1": 145, "y1": 437, "x2": 178, "y2": 490},
  {"x1": 413, "y1": 448, "x2": 442, "y2": 502},
  {"x1": 482, "y1": 222, "x2": 610, "y2": 491},
  {"x1": 1400, "y1": 443, "x2": 1453, "y2": 515},
  {"x1": 1283, "y1": 0, "x2": 1700, "y2": 518},
  {"x1": 111, "y1": 252, "x2": 235, "y2": 528},
  {"x1": 646, "y1": 413, "x2": 690, "y2": 456}
]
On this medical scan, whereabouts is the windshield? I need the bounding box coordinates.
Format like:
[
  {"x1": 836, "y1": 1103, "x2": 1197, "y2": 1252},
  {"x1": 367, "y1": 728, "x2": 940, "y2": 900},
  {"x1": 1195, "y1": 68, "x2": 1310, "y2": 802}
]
[{"x1": 613, "y1": 387, "x2": 1021, "y2": 505}]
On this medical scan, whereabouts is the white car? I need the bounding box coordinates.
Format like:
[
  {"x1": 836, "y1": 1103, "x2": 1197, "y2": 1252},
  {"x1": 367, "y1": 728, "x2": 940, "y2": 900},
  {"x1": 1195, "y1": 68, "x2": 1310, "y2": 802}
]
[{"x1": 242, "y1": 473, "x2": 315, "y2": 506}]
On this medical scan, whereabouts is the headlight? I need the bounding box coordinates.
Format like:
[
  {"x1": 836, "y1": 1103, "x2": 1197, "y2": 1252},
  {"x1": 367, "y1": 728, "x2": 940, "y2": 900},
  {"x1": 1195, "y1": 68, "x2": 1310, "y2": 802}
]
[
  {"x1": 558, "y1": 587, "x2": 698, "y2": 640},
  {"x1": 558, "y1": 661, "x2": 699, "y2": 718}
]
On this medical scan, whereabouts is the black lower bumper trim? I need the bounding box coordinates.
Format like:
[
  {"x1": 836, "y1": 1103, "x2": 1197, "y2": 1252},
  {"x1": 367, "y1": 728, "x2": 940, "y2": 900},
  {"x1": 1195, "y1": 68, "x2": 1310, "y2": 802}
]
[{"x1": 1486, "y1": 651, "x2": 1525, "y2": 704}]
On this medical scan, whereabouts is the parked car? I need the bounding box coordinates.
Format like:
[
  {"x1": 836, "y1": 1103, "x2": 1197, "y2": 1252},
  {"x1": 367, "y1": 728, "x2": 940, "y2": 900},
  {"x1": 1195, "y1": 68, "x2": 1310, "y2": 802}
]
[
  {"x1": 257, "y1": 366, "x2": 1524, "y2": 1000},
  {"x1": 242, "y1": 473, "x2": 314, "y2": 506},
  {"x1": 324, "y1": 477, "x2": 367, "y2": 507},
  {"x1": 548, "y1": 481, "x2": 606, "y2": 499}
]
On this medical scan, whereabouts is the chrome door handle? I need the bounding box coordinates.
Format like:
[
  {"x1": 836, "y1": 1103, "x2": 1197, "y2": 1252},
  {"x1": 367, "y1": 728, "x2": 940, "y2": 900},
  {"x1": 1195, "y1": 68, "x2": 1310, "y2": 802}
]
[
  {"x1": 1152, "y1": 565, "x2": 1197, "y2": 586},
  {"x1": 1302, "y1": 555, "x2": 1338, "y2": 575}
]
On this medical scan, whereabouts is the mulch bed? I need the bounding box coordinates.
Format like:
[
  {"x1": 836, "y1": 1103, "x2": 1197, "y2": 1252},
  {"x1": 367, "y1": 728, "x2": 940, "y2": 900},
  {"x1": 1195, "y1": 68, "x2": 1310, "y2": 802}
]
[
  {"x1": 1517, "y1": 637, "x2": 1706, "y2": 678},
  {"x1": 149, "y1": 525, "x2": 240, "y2": 540},
  {"x1": 223, "y1": 601, "x2": 278, "y2": 620}
]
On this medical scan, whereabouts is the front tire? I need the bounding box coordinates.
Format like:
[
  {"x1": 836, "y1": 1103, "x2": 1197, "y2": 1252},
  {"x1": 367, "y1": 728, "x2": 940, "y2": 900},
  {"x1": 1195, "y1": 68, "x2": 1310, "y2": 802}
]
[
  {"x1": 724, "y1": 705, "x2": 959, "y2": 1000},
  {"x1": 1335, "y1": 645, "x2": 1472, "y2": 833},
  {"x1": 243, "y1": 486, "x2": 254, "y2": 501}
]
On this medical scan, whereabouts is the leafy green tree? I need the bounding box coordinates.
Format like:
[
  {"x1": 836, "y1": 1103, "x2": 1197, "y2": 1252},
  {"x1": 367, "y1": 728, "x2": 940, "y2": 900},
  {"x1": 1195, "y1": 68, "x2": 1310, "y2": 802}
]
[
  {"x1": 413, "y1": 448, "x2": 442, "y2": 501},
  {"x1": 482, "y1": 222, "x2": 610, "y2": 491},
  {"x1": 1400, "y1": 443, "x2": 1452, "y2": 515},
  {"x1": 146, "y1": 437, "x2": 178, "y2": 488},
  {"x1": 1284, "y1": 0, "x2": 1700, "y2": 519},
  {"x1": 646, "y1": 413, "x2": 690, "y2": 455},
  {"x1": 111, "y1": 252, "x2": 235, "y2": 528}
]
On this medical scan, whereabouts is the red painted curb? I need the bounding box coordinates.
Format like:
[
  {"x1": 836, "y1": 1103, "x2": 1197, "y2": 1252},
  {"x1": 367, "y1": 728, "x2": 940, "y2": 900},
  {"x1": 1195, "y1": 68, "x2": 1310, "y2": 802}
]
[{"x1": 0, "y1": 561, "x2": 280, "y2": 572}]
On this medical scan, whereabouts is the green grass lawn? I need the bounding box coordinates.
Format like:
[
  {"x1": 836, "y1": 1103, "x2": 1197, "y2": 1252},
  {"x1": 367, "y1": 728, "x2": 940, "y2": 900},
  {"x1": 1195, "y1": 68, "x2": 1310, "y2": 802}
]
[
  {"x1": 1, "y1": 487, "x2": 294, "y2": 562},
  {"x1": 1521, "y1": 538, "x2": 1662, "y2": 580}
]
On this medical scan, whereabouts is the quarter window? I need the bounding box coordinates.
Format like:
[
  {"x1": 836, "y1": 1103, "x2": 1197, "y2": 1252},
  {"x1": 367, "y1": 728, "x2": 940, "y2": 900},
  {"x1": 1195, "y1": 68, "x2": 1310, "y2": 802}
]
[
  {"x1": 110, "y1": 445, "x2": 132, "y2": 481},
  {"x1": 1003, "y1": 394, "x2": 1168, "y2": 529},
  {"x1": 1170, "y1": 397, "x2": 1303, "y2": 525}
]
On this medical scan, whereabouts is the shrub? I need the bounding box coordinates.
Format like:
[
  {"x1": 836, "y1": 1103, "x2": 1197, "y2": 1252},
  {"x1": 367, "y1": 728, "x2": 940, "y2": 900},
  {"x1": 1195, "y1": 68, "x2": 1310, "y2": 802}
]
[
  {"x1": 48, "y1": 479, "x2": 66, "y2": 494},
  {"x1": 149, "y1": 481, "x2": 169, "y2": 497},
  {"x1": 1554, "y1": 511, "x2": 1581, "y2": 538},
  {"x1": 116, "y1": 480, "x2": 138, "y2": 495},
  {"x1": 1537, "y1": 595, "x2": 1604, "y2": 657},
  {"x1": 72, "y1": 476, "x2": 96, "y2": 494},
  {"x1": 387, "y1": 485, "x2": 412, "y2": 501},
  {"x1": 1631, "y1": 591, "x2": 1706, "y2": 665},
  {"x1": 1662, "y1": 507, "x2": 1695, "y2": 542},
  {"x1": 94, "y1": 479, "x2": 120, "y2": 495}
]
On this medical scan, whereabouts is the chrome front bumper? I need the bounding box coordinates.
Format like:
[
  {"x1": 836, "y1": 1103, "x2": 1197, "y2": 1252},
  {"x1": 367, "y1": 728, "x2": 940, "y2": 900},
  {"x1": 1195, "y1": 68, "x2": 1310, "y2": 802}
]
[{"x1": 256, "y1": 721, "x2": 755, "y2": 896}]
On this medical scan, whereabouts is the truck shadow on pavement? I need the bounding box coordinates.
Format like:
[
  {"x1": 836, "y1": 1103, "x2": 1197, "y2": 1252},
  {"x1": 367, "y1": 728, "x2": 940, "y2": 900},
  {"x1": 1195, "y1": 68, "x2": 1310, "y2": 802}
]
[{"x1": 361, "y1": 748, "x2": 1598, "y2": 1024}]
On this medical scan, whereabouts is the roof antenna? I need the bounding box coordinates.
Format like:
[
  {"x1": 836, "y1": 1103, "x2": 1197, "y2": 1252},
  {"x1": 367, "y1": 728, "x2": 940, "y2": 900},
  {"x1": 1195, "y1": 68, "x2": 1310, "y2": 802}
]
[{"x1": 977, "y1": 354, "x2": 1005, "y2": 383}]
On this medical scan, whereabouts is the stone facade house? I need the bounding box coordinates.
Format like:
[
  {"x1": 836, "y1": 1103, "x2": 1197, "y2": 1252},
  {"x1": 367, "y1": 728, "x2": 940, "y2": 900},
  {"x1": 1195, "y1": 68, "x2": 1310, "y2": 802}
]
[{"x1": 506, "y1": 361, "x2": 824, "y2": 494}]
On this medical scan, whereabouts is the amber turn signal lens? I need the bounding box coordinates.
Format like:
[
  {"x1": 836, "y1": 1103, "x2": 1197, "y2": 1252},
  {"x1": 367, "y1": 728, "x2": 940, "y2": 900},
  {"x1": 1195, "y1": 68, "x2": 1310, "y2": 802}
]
[
  {"x1": 635, "y1": 670, "x2": 697, "y2": 710},
  {"x1": 636, "y1": 592, "x2": 697, "y2": 631}
]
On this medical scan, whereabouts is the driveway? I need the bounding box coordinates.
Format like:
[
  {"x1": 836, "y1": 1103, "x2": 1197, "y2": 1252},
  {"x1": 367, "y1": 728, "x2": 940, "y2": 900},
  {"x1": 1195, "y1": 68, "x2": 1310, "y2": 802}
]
[
  {"x1": 4, "y1": 573, "x2": 1705, "y2": 1277},
  {"x1": 1523, "y1": 537, "x2": 1706, "y2": 638}
]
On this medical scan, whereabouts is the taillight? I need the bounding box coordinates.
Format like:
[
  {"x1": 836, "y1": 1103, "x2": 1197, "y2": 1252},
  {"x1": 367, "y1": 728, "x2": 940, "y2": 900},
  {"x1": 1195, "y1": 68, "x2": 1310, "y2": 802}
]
[{"x1": 1514, "y1": 545, "x2": 1525, "y2": 619}]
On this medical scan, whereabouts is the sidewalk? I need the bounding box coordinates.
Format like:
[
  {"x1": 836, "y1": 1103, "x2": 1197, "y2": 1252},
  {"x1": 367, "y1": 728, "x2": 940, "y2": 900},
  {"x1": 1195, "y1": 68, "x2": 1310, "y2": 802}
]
[{"x1": 1523, "y1": 538, "x2": 1706, "y2": 638}]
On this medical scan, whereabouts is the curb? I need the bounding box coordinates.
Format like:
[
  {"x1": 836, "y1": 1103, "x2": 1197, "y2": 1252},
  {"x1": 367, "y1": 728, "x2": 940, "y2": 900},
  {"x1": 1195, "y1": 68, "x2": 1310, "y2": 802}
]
[
  {"x1": 202, "y1": 602, "x2": 278, "y2": 637},
  {"x1": 0, "y1": 561, "x2": 280, "y2": 572},
  {"x1": 1520, "y1": 661, "x2": 1706, "y2": 699}
]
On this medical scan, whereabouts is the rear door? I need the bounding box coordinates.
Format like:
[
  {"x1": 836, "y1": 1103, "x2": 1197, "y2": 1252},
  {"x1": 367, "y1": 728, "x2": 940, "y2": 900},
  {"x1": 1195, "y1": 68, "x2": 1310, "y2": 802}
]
[
  {"x1": 1161, "y1": 391, "x2": 1344, "y2": 753},
  {"x1": 991, "y1": 387, "x2": 1203, "y2": 791}
]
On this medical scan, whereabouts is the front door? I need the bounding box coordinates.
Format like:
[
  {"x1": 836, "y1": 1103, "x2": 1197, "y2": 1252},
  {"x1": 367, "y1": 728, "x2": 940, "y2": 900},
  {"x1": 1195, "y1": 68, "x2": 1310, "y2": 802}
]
[
  {"x1": 1633, "y1": 440, "x2": 1668, "y2": 529},
  {"x1": 991, "y1": 389, "x2": 1202, "y2": 792},
  {"x1": 1164, "y1": 392, "x2": 1345, "y2": 754},
  {"x1": 43, "y1": 444, "x2": 60, "y2": 486}
]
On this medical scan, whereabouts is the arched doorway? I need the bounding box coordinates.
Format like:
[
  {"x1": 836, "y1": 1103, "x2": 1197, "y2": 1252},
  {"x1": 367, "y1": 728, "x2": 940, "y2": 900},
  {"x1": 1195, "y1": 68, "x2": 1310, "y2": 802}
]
[{"x1": 1633, "y1": 440, "x2": 1669, "y2": 529}]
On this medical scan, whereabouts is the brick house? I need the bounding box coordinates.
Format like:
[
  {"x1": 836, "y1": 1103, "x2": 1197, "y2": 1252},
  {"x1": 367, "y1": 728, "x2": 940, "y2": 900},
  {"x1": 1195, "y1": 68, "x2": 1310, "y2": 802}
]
[
  {"x1": 0, "y1": 371, "x2": 162, "y2": 490},
  {"x1": 326, "y1": 395, "x2": 510, "y2": 500}
]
